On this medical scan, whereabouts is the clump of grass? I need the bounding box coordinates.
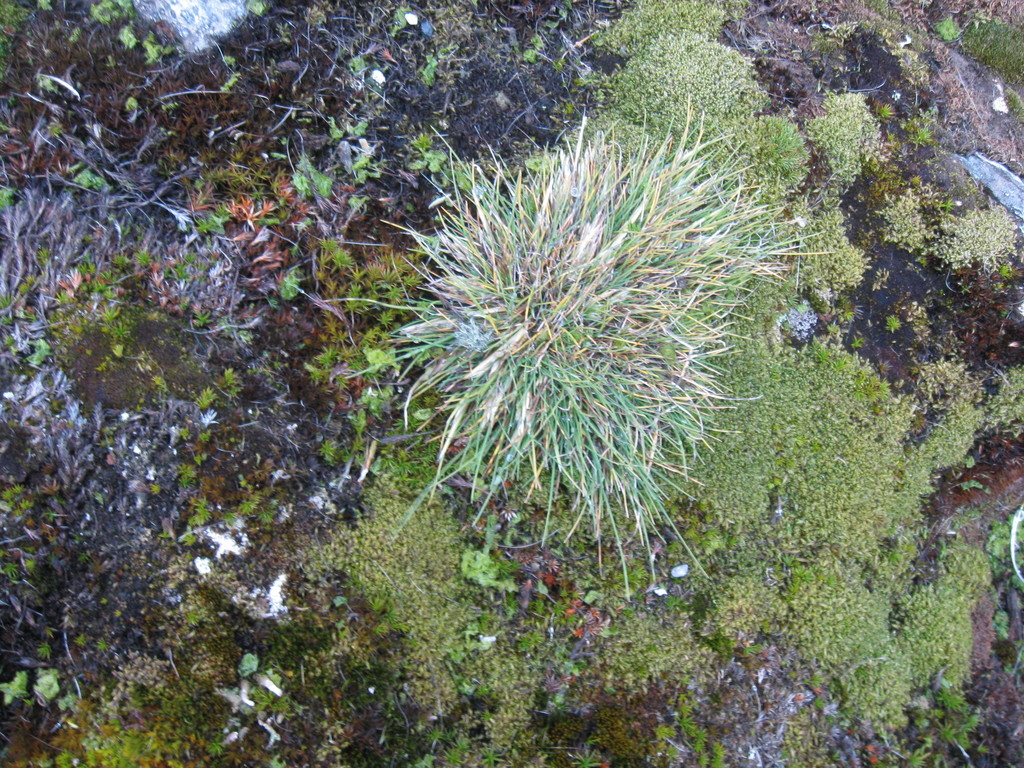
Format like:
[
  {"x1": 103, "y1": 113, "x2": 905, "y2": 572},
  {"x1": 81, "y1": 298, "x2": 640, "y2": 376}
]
[{"x1": 398, "y1": 128, "x2": 790, "y2": 567}]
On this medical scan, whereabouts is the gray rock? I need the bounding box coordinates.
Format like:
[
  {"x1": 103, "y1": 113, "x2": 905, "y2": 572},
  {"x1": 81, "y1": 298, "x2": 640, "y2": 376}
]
[
  {"x1": 957, "y1": 153, "x2": 1024, "y2": 230},
  {"x1": 134, "y1": 0, "x2": 249, "y2": 53},
  {"x1": 670, "y1": 564, "x2": 689, "y2": 579}
]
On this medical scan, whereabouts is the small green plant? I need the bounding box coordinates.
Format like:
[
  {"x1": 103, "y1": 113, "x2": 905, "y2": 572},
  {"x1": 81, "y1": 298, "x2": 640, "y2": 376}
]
[
  {"x1": 28, "y1": 338, "x2": 51, "y2": 365},
  {"x1": 906, "y1": 120, "x2": 936, "y2": 147},
  {"x1": 117, "y1": 25, "x2": 137, "y2": 49},
  {"x1": 397, "y1": 128, "x2": 790, "y2": 580},
  {"x1": 71, "y1": 165, "x2": 109, "y2": 192},
  {"x1": 420, "y1": 54, "x2": 440, "y2": 86},
  {"x1": 293, "y1": 154, "x2": 332, "y2": 199},
  {"x1": 218, "y1": 367, "x2": 241, "y2": 398},
  {"x1": 408, "y1": 134, "x2": 447, "y2": 174},
  {"x1": 571, "y1": 751, "x2": 605, "y2": 768},
  {"x1": 934, "y1": 17, "x2": 960, "y2": 42},
  {"x1": 196, "y1": 207, "x2": 231, "y2": 235},
  {"x1": 142, "y1": 33, "x2": 172, "y2": 64},
  {"x1": 0, "y1": 671, "x2": 28, "y2": 705},
  {"x1": 460, "y1": 548, "x2": 515, "y2": 591},
  {"x1": 90, "y1": 0, "x2": 133, "y2": 24},
  {"x1": 194, "y1": 387, "x2": 217, "y2": 410},
  {"x1": 522, "y1": 34, "x2": 545, "y2": 63},
  {"x1": 279, "y1": 269, "x2": 303, "y2": 300}
]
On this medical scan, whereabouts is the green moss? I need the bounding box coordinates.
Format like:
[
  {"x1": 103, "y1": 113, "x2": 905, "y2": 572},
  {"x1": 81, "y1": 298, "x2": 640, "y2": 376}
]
[
  {"x1": 610, "y1": 32, "x2": 768, "y2": 144},
  {"x1": 897, "y1": 543, "x2": 990, "y2": 688},
  {"x1": 599, "y1": 609, "x2": 713, "y2": 691},
  {"x1": 737, "y1": 115, "x2": 810, "y2": 201},
  {"x1": 904, "y1": 395, "x2": 987, "y2": 494},
  {"x1": 601, "y1": 0, "x2": 727, "y2": 53},
  {"x1": 691, "y1": 334, "x2": 916, "y2": 563},
  {"x1": 0, "y1": 0, "x2": 28, "y2": 72},
  {"x1": 783, "y1": 563, "x2": 913, "y2": 727},
  {"x1": 459, "y1": 642, "x2": 536, "y2": 750},
  {"x1": 915, "y1": 359, "x2": 983, "y2": 411},
  {"x1": 962, "y1": 19, "x2": 1024, "y2": 84},
  {"x1": 784, "y1": 564, "x2": 892, "y2": 670},
  {"x1": 986, "y1": 365, "x2": 1024, "y2": 429},
  {"x1": 837, "y1": 654, "x2": 913, "y2": 729},
  {"x1": 881, "y1": 190, "x2": 932, "y2": 253},
  {"x1": 799, "y1": 205, "x2": 869, "y2": 294},
  {"x1": 50, "y1": 697, "x2": 218, "y2": 768},
  {"x1": 781, "y1": 709, "x2": 837, "y2": 768},
  {"x1": 177, "y1": 583, "x2": 244, "y2": 689},
  {"x1": 702, "y1": 571, "x2": 785, "y2": 641},
  {"x1": 1008, "y1": 88, "x2": 1024, "y2": 121},
  {"x1": 806, "y1": 92, "x2": 881, "y2": 190},
  {"x1": 934, "y1": 206, "x2": 1018, "y2": 272},
  {"x1": 305, "y1": 476, "x2": 477, "y2": 714},
  {"x1": 672, "y1": 278, "x2": 1002, "y2": 727}
]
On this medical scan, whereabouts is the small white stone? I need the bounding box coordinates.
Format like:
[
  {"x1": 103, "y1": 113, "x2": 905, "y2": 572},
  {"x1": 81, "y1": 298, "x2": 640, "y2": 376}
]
[
  {"x1": 993, "y1": 97, "x2": 1009, "y2": 114},
  {"x1": 254, "y1": 673, "x2": 283, "y2": 697},
  {"x1": 368, "y1": 686, "x2": 375, "y2": 694},
  {"x1": 405, "y1": 12, "x2": 419, "y2": 26},
  {"x1": 266, "y1": 573, "x2": 288, "y2": 617},
  {"x1": 480, "y1": 635, "x2": 497, "y2": 645},
  {"x1": 205, "y1": 529, "x2": 246, "y2": 558},
  {"x1": 370, "y1": 69, "x2": 386, "y2": 86},
  {"x1": 653, "y1": 587, "x2": 668, "y2": 596},
  {"x1": 194, "y1": 557, "x2": 212, "y2": 575},
  {"x1": 671, "y1": 564, "x2": 690, "y2": 579},
  {"x1": 239, "y1": 684, "x2": 255, "y2": 707}
]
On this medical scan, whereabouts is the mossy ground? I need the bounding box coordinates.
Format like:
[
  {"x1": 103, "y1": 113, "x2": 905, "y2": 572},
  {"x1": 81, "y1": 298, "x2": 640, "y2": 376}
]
[{"x1": 2, "y1": 0, "x2": 1024, "y2": 766}]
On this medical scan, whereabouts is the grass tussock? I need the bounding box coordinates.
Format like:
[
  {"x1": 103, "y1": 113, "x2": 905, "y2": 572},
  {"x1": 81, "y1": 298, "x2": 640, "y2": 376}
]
[{"x1": 399, "y1": 128, "x2": 792, "y2": 558}]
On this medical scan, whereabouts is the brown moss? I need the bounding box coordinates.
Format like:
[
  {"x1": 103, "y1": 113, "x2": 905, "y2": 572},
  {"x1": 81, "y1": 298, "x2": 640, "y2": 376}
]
[
  {"x1": 593, "y1": 704, "x2": 655, "y2": 767},
  {"x1": 57, "y1": 308, "x2": 209, "y2": 410}
]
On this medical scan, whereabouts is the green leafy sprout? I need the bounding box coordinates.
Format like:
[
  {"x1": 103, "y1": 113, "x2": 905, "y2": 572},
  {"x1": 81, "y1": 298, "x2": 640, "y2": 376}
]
[{"x1": 396, "y1": 127, "x2": 792, "y2": 579}]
